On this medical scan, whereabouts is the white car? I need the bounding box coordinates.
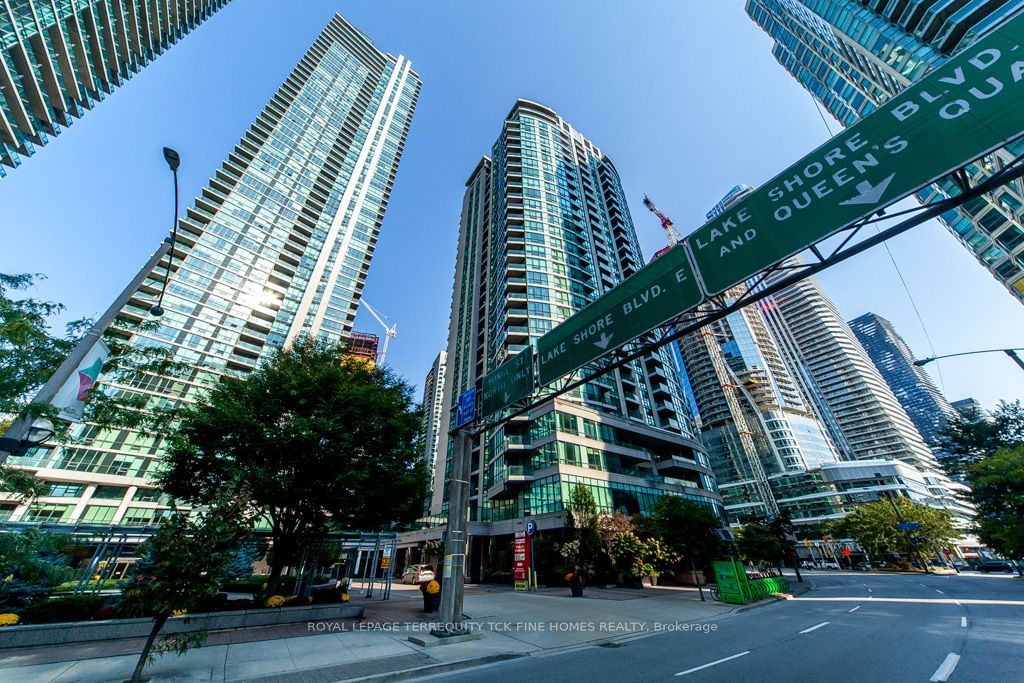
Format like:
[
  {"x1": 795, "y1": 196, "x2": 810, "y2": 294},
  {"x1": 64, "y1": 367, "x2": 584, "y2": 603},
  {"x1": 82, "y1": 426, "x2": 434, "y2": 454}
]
[{"x1": 402, "y1": 564, "x2": 435, "y2": 584}]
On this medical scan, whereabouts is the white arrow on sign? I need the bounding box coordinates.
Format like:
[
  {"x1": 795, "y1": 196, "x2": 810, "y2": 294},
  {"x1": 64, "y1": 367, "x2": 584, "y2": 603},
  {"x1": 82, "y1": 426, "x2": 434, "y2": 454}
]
[
  {"x1": 839, "y1": 173, "x2": 895, "y2": 206},
  {"x1": 594, "y1": 332, "x2": 614, "y2": 350}
]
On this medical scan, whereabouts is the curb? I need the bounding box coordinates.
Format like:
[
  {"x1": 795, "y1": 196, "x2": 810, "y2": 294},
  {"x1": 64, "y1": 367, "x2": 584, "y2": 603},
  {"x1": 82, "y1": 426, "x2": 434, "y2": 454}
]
[{"x1": 346, "y1": 653, "x2": 527, "y2": 681}]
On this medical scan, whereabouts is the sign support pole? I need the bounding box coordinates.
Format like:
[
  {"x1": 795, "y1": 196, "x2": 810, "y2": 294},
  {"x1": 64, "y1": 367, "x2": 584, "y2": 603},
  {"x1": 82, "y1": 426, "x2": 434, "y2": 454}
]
[{"x1": 438, "y1": 429, "x2": 471, "y2": 632}]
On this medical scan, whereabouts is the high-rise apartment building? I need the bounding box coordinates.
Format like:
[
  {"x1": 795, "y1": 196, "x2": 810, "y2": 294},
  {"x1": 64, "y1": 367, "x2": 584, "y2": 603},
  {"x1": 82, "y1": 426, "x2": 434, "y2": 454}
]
[
  {"x1": 848, "y1": 312, "x2": 956, "y2": 451},
  {"x1": 434, "y1": 101, "x2": 721, "y2": 575},
  {"x1": 1, "y1": 14, "x2": 420, "y2": 524},
  {"x1": 952, "y1": 397, "x2": 986, "y2": 417},
  {"x1": 421, "y1": 351, "x2": 447, "y2": 515},
  {"x1": 0, "y1": 0, "x2": 232, "y2": 175},
  {"x1": 759, "y1": 266, "x2": 939, "y2": 471},
  {"x1": 746, "y1": 0, "x2": 1024, "y2": 303},
  {"x1": 677, "y1": 285, "x2": 839, "y2": 517}
]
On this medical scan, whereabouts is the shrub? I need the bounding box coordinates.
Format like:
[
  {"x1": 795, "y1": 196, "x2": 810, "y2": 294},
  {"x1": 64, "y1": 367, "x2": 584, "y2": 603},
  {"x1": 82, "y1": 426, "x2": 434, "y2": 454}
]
[
  {"x1": 0, "y1": 613, "x2": 19, "y2": 626},
  {"x1": 282, "y1": 595, "x2": 310, "y2": 607},
  {"x1": 224, "y1": 598, "x2": 253, "y2": 610},
  {"x1": 265, "y1": 595, "x2": 286, "y2": 608},
  {"x1": 20, "y1": 595, "x2": 105, "y2": 624},
  {"x1": 92, "y1": 607, "x2": 115, "y2": 621}
]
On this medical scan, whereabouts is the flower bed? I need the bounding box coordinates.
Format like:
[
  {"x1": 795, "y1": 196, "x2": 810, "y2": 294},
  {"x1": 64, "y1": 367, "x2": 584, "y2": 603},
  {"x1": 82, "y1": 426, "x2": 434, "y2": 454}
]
[{"x1": 0, "y1": 601, "x2": 364, "y2": 649}]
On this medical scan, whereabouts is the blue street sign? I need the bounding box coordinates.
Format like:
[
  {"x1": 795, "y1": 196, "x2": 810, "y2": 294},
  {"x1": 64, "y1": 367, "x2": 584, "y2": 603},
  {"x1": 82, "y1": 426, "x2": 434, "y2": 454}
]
[
  {"x1": 456, "y1": 388, "x2": 477, "y2": 428},
  {"x1": 896, "y1": 522, "x2": 922, "y2": 531},
  {"x1": 525, "y1": 520, "x2": 536, "y2": 536}
]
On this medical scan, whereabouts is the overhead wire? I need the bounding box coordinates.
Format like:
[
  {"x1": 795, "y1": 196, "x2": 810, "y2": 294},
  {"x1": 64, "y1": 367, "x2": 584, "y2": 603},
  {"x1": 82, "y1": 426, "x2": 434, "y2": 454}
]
[{"x1": 810, "y1": 93, "x2": 947, "y2": 393}]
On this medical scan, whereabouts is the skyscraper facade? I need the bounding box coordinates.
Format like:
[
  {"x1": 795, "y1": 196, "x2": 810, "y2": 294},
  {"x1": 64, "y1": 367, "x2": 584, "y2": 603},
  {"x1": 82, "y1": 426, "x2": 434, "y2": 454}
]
[
  {"x1": 2, "y1": 14, "x2": 420, "y2": 525},
  {"x1": 421, "y1": 351, "x2": 447, "y2": 515},
  {"x1": 759, "y1": 266, "x2": 939, "y2": 471},
  {"x1": 435, "y1": 101, "x2": 722, "y2": 565},
  {"x1": 746, "y1": 0, "x2": 1024, "y2": 303},
  {"x1": 848, "y1": 312, "x2": 956, "y2": 451},
  {"x1": 677, "y1": 286, "x2": 839, "y2": 517},
  {"x1": 0, "y1": 0, "x2": 232, "y2": 175}
]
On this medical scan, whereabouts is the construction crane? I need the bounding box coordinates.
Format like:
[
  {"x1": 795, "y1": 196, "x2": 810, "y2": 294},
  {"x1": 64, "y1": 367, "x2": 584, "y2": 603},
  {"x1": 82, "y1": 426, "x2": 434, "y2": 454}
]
[
  {"x1": 643, "y1": 195, "x2": 684, "y2": 247},
  {"x1": 360, "y1": 300, "x2": 397, "y2": 366},
  {"x1": 701, "y1": 329, "x2": 780, "y2": 516},
  {"x1": 643, "y1": 195, "x2": 779, "y2": 516}
]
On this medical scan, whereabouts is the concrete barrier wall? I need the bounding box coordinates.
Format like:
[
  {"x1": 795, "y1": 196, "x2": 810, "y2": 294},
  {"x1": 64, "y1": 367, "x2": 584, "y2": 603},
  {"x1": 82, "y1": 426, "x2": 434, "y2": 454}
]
[{"x1": 0, "y1": 603, "x2": 364, "y2": 650}]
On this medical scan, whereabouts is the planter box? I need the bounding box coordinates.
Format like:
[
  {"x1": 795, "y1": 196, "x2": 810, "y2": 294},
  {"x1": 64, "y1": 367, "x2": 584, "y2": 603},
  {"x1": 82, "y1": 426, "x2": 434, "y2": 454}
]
[{"x1": 0, "y1": 602, "x2": 363, "y2": 650}]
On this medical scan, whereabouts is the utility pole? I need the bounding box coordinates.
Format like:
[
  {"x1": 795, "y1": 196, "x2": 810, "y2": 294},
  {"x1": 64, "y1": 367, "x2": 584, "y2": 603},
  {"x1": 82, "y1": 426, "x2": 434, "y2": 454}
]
[{"x1": 437, "y1": 429, "x2": 471, "y2": 632}]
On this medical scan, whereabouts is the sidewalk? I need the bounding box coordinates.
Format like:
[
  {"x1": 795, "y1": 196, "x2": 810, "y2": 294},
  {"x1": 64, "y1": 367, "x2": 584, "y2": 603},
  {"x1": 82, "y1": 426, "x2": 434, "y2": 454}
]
[{"x1": 0, "y1": 580, "x2": 792, "y2": 682}]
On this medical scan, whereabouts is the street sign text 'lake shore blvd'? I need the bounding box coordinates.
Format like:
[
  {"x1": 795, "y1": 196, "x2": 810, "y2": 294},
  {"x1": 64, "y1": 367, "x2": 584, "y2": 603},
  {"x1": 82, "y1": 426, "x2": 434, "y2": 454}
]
[
  {"x1": 687, "y1": 11, "x2": 1024, "y2": 295},
  {"x1": 481, "y1": 347, "x2": 534, "y2": 416},
  {"x1": 536, "y1": 244, "x2": 702, "y2": 385}
]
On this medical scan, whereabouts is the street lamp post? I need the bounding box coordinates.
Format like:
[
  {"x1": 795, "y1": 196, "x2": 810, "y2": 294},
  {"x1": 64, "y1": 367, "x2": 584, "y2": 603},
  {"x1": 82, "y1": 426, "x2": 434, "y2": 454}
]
[
  {"x1": 0, "y1": 148, "x2": 180, "y2": 465},
  {"x1": 915, "y1": 348, "x2": 1024, "y2": 372},
  {"x1": 150, "y1": 147, "x2": 181, "y2": 317}
]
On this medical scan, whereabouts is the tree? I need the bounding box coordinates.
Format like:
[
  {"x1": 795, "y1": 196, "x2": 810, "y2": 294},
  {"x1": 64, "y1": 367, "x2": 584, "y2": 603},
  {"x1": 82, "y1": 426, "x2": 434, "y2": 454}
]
[
  {"x1": 652, "y1": 496, "x2": 722, "y2": 574},
  {"x1": 734, "y1": 520, "x2": 784, "y2": 568},
  {"x1": 157, "y1": 336, "x2": 428, "y2": 595},
  {"x1": 562, "y1": 484, "x2": 603, "y2": 580},
  {"x1": 934, "y1": 401, "x2": 1024, "y2": 478},
  {"x1": 967, "y1": 447, "x2": 1024, "y2": 575},
  {"x1": 120, "y1": 503, "x2": 251, "y2": 683},
  {"x1": 834, "y1": 497, "x2": 956, "y2": 569}
]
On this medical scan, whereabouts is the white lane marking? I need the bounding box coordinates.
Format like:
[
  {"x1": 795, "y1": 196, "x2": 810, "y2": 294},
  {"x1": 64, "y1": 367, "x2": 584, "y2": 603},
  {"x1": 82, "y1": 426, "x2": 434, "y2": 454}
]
[
  {"x1": 867, "y1": 588, "x2": 873, "y2": 593},
  {"x1": 674, "y1": 651, "x2": 751, "y2": 676},
  {"x1": 954, "y1": 600, "x2": 961, "y2": 606},
  {"x1": 935, "y1": 589, "x2": 945, "y2": 595},
  {"x1": 848, "y1": 606, "x2": 861, "y2": 613},
  {"x1": 799, "y1": 621, "x2": 830, "y2": 634},
  {"x1": 930, "y1": 653, "x2": 961, "y2": 682},
  {"x1": 920, "y1": 583, "x2": 928, "y2": 588},
  {"x1": 961, "y1": 617, "x2": 967, "y2": 628}
]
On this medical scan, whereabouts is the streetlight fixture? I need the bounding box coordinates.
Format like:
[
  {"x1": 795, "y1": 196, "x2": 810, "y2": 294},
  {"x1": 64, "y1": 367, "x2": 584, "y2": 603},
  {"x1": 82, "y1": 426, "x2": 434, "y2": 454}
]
[
  {"x1": 150, "y1": 147, "x2": 181, "y2": 317},
  {"x1": 0, "y1": 417, "x2": 55, "y2": 458},
  {"x1": 914, "y1": 347, "x2": 1024, "y2": 372}
]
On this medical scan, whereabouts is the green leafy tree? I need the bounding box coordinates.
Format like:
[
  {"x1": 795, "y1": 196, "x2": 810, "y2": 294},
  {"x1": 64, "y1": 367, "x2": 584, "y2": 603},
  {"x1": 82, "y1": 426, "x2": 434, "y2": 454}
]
[
  {"x1": 834, "y1": 497, "x2": 956, "y2": 569},
  {"x1": 734, "y1": 520, "x2": 784, "y2": 568},
  {"x1": 967, "y1": 447, "x2": 1024, "y2": 575},
  {"x1": 609, "y1": 530, "x2": 654, "y2": 579},
  {"x1": 157, "y1": 336, "x2": 428, "y2": 595},
  {"x1": 934, "y1": 401, "x2": 1024, "y2": 478},
  {"x1": 120, "y1": 503, "x2": 251, "y2": 683},
  {"x1": 563, "y1": 484, "x2": 603, "y2": 580},
  {"x1": 652, "y1": 496, "x2": 722, "y2": 574}
]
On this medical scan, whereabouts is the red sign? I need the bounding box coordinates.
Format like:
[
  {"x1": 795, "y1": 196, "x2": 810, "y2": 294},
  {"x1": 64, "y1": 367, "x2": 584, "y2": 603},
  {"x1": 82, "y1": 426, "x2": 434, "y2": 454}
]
[
  {"x1": 513, "y1": 531, "x2": 531, "y2": 581},
  {"x1": 841, "y1": 547, "x2": 852, "y2": 557}
]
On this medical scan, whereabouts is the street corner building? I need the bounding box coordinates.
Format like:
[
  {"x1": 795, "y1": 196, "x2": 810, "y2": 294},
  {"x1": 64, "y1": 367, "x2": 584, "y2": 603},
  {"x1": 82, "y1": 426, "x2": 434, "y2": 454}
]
[
  {"x1": 0, "y1": 0, "x2": 232, "y2": 176},
  {"x1": 0, "y1": 13, "x2": 420, "y2": 527},
  {"x1": 407, "y1": 100, "x2": 723, "y2": 581},
  {"x1": 745, "y1": 0, "x2": 1024, "y2": 303}
]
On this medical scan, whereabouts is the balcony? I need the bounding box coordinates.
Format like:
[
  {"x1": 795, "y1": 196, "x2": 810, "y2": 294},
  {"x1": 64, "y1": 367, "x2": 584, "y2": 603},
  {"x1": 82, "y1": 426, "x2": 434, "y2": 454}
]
[
  {"x1": 655, "y1": 455, "x2": 698, "y2": 478},
  {"x1": 485, "y1": 465, "x2": 535, "y2": 500}
]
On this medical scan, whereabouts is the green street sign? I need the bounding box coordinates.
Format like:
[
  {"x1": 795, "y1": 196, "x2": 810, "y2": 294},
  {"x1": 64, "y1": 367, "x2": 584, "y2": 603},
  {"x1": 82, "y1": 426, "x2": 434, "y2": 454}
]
[
  {"x1": 536, "y1": 244, "x2": 702, "y2": 385},
  {"x1": 481, "y1": 346, "x2": 534, "y2": 417},
  {"x1": 687, "y1": 12, "x2": 1024, "y2": 296}
]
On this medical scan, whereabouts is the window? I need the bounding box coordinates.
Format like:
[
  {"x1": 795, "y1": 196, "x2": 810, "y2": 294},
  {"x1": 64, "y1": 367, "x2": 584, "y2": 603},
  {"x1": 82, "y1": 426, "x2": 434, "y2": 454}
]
[
  {"x1": 80, "y1": 505, "x2": 118, "y2": 524},
  {"x1": 47, "y1": 483, "x2": 85, "y2": 498},
  {"x1": 92, "y1": 486, "x2": 128, "y2": 500}
]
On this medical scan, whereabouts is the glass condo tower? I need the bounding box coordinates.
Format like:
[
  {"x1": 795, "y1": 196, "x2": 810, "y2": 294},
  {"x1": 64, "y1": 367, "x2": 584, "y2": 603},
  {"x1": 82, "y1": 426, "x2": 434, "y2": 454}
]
[{"x1": 2, "y1": 14, "x2": 420, "y2": 525}]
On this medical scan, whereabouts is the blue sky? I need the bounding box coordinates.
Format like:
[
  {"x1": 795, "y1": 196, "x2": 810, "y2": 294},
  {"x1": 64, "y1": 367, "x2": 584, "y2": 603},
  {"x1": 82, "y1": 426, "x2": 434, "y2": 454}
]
[{"x1": 1, "y1": 0, "x2": 1022, "y2": 409}]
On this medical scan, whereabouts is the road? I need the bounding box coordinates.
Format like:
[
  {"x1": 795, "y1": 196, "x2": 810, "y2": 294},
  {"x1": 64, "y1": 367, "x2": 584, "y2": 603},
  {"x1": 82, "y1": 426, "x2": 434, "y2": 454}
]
[{"x1": 424, "y1": 571, "x2": 1024, "y2": 682}]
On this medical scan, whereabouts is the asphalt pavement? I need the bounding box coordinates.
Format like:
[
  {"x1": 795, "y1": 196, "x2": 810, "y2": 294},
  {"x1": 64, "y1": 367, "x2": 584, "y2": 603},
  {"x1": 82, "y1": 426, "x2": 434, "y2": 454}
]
[{"x1": 425, "y1": 570, "x2": 1024, "y2": 683}]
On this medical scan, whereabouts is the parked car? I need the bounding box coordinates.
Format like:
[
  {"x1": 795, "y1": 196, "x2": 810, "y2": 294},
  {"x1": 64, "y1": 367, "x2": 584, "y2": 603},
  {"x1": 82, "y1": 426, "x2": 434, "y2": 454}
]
[
  {"x1": 401, "y1": 564, "x2": 435, "y2": 584},
  {"x1": 977, "y1": 560, "x2": 1015, "y2": 573},
  {"x1": 853, "y1": 561, "x2": 872, "y2": 571}
]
